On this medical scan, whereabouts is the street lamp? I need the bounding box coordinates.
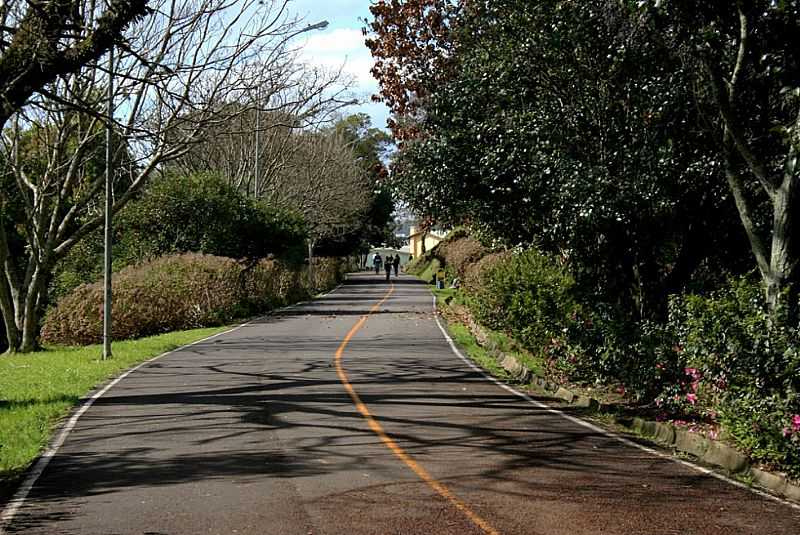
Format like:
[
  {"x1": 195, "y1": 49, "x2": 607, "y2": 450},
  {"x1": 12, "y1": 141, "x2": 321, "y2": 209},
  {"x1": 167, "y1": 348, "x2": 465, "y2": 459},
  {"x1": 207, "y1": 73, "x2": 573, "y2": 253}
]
[
  {"x1": 254, "y1": 20, "x2": 329, "y2": 197},
  {"x1": 103, "y1": 44, "x2": 114, "y2": 360}
]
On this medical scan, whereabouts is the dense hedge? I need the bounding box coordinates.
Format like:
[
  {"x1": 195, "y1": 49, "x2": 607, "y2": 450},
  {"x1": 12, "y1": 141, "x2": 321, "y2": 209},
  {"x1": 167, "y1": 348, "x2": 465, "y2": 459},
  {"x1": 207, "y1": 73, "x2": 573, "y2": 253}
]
[
  {"x1": 42, "y1": 254, "x2": 344, "y2": 346},
  {"x1": 419, "y1": 232, "x2": 800, "y2": 478},
  {"x1": 51, "y1": 173, "x2": 307, "y2": 302},
  {"x1": 437, "y1": 235, "x2": 487, "y2": 278},
  {"x1": 468, "y1": 249, "x2": 577, "y2": 351}
]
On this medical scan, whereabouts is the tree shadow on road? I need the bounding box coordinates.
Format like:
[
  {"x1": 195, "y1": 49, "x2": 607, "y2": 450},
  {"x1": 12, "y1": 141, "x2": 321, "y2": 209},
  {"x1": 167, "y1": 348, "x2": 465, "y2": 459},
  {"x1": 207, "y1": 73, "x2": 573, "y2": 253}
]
[{"x1": 7, "y1": 276, "x2": 799, "y2": 532}]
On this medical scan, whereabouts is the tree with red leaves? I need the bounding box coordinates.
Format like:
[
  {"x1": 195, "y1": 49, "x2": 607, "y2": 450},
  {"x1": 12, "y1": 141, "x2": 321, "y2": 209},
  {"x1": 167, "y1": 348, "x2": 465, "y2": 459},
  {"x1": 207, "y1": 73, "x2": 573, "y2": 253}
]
[{"x1": 364, "y1": 0, "x2": 462, "y2": 140}]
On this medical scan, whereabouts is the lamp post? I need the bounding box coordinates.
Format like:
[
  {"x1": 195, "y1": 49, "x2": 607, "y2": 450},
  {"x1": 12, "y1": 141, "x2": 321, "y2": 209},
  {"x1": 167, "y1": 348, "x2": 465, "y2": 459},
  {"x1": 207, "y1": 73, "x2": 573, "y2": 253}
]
[
  {"x1": 253, "y1": 20, "x2": 329, "y2": 198},
  {"x1": 103, "y1": 44, "x2": 114, "y2": 360}
]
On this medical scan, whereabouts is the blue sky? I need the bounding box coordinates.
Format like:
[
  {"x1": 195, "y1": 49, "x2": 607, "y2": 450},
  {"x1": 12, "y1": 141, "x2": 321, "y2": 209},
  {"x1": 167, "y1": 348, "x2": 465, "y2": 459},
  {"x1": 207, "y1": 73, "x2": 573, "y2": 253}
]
[{"x1": 287, "y1": 0, "x2": 390, "y2": 129}]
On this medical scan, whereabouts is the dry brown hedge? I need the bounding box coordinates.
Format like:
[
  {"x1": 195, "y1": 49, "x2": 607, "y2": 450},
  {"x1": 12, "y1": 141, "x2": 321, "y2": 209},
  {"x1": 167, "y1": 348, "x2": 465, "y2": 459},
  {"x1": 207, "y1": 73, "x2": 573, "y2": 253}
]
[
  {"x1": 438, "y1": 236, "x2": 488, "y2": 278},
  {"x1": 42, "y1": 253, "x2": 344, "y2": 345},
  {"x1": 464, "y1": 251, "x2": 509, "y2": 293}
]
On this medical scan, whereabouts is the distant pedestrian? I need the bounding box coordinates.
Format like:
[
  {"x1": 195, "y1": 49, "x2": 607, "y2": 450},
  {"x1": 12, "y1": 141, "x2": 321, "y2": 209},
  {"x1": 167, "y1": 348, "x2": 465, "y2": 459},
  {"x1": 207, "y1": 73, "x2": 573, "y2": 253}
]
[
  {"x1": 392, "y1": 255, "x2": 400, "y2": 277},
  {"x1": 384, "y1": 255, "x2": 393, "y2": 281},
  {"x1": 373, "y1": 253, "x2": 382, "y2": 274}
]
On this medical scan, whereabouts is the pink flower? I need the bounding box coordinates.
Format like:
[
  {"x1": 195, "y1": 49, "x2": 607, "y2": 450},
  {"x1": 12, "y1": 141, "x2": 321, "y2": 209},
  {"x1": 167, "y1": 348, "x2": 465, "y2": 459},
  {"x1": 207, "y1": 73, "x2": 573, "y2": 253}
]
[
  {"x1": 686, "y1": 393, "x2": 698, "y2": 405},
  {"x1": 685, "y1": 367, "x2": 701, "y2": 380},
  {"x1": 792, "y1": 415, "x2": 800, "y2": 432}
]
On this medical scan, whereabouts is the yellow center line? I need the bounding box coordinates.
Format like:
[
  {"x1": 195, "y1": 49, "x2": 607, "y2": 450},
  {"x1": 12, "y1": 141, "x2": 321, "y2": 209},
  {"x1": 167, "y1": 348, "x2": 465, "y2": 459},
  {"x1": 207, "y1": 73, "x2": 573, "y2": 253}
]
[{"x1": 334, "y1": 282, "x2": 501, "y2": 535}]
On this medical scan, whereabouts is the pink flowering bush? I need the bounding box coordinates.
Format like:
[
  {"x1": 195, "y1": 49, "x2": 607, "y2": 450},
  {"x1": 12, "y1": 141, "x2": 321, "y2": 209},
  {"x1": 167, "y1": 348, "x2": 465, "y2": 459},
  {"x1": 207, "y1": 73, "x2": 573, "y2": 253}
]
[
  {"x1": 718, "y1": 392, "x2": 800, "y2": 478},
  {"x1": 668, "y1": 276, "x2": 800, "y2": 478},
  {"x1": 654, "y1": 367, "x2": 706, "y2": 418}
]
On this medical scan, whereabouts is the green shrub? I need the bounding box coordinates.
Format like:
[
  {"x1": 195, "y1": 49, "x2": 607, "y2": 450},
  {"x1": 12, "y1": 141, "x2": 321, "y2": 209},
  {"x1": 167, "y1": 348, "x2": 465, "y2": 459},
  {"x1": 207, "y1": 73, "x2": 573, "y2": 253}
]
[
  {"x1": 719, "y1": 390, "x2": 800, "y2": 478},
  {"x1": 116, "y1": 173, "x2": 306, "y2": 262},
  {"x1": 405, "y1": 250, "x2": 438, "y2": 278},
  {"x1": 51, "y1": 173, "x2": 307, "y2": 300},
  {"x1": 469, "y1": 248, "x2": 578, "y2": 352},
  {"x1": 42, "y1": 253, "x2": 344, "y2": 345},
  {"x1": 667, "y1": 276, "x2": 800, "y2": 476},
  {"x1": 669, "y1": 277, "x2": 800, "y2": 396}
]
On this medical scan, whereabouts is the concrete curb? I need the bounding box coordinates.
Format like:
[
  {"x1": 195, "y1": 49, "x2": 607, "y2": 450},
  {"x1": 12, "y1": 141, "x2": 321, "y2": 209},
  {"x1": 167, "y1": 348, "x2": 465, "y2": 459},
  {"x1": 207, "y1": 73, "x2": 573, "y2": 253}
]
[{"x1": 448, "y1": 301, "x2": 800, "y2": 506}]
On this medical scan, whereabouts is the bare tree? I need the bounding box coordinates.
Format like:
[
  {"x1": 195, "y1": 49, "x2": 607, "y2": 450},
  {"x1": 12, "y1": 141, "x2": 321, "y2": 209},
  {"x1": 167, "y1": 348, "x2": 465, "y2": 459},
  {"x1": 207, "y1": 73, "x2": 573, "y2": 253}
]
[
  {"x1": 172, "y1": 64, "x2": 355, "y2": 196},
  {"x1": 0, "y1": 0, "x2": 150, "y2": 133},
  {"x1": 0, "y1": 0, "x2": 329, "y2": 352},
  {"x1": 263, "y1": 129, "x2": 373, "y2": 251}
]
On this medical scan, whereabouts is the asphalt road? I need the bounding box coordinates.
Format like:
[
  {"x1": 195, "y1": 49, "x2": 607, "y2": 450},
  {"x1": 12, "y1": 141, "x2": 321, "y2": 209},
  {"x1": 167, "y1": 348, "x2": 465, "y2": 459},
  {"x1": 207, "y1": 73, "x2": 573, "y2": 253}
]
[{"x1": 2, "y1": 273, "x2": 800, "y2": 534}]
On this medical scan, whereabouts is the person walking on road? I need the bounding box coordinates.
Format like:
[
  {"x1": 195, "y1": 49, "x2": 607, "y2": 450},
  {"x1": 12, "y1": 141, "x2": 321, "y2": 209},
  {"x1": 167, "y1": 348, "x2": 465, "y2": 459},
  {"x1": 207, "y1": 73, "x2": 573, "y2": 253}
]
[
  {"x1": 393, "y1": 255, "x2": 400, "y2": 277},
  {"x1": 384, "y1": 255, "x2": 393, "y2": 281},
  {"x1": 373, "y1": 253, "x2": 382, "y2": 275}
]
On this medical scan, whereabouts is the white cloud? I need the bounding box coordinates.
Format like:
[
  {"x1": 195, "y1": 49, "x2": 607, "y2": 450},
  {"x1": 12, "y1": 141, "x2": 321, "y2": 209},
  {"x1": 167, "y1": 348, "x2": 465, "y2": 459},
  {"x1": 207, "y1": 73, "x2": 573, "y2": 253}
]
[
  {"x1": 288, "y1": 17, "x2": 390, "y2": 129},
  {"x1": 303, "y1": 27, "x2": 365, "y2": 54},
  {"x1": 299, "y1": 28, "x2": 376, "y2": 86}
]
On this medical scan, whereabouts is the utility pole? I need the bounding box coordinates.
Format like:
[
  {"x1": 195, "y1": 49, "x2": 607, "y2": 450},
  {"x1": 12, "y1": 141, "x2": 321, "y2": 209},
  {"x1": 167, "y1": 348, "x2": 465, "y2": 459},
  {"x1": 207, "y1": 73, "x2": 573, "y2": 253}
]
[
  {"x1": 103, "y1": 45, "x2": 114, "y2": 360},
  {"x1": 251, "y1": 20, "x2": 329, "y2": 198},
  {"x1": 254, "y1": 86, "x2": 260, "y2": 197}
]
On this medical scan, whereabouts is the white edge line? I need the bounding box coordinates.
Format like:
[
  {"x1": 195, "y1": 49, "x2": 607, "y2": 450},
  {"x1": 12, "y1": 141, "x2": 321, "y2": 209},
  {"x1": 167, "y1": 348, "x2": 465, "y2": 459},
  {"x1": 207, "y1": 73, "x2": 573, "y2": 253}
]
[
  {"x1": 0, "y1": 282, "x2": 346, "y2": 532},
  {"x1": 431, "y1": 294, "x2": 800, "y2": 513}
]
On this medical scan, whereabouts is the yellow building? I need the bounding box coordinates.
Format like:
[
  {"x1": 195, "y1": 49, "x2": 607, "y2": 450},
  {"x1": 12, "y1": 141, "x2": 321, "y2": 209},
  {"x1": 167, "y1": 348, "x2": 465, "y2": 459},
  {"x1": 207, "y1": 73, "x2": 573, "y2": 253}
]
[{"x1": 408, "y1": 226, "x2": 446, "y2": 259}]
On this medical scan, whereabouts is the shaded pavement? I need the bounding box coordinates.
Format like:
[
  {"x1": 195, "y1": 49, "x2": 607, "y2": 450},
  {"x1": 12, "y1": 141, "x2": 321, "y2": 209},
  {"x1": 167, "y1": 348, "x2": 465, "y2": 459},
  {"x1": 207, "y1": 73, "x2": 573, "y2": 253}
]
[{"x1": 2, "y1": 273, "x2": 799, "y2": 534}]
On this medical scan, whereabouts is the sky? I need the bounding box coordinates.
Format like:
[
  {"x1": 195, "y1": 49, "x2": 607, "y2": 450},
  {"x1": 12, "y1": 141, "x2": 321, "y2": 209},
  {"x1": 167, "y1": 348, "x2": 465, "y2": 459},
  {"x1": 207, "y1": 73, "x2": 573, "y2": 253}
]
[{"x1": 287, "y1": 0, "x2": 391, "y2": 130}]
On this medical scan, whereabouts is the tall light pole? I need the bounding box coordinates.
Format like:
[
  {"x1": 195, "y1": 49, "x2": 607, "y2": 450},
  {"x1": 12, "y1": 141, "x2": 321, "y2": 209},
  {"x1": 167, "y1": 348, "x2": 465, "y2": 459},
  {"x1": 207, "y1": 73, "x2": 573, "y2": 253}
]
[
  {"x1": 103, "y1": 45, "x2": 114, "y2": 360},
  {"x1": 254, "y1": 85, "x2": 260, "y2": 197},
  {"x1": 253, "y1": 20, "x2": 329, "y2": 198}
]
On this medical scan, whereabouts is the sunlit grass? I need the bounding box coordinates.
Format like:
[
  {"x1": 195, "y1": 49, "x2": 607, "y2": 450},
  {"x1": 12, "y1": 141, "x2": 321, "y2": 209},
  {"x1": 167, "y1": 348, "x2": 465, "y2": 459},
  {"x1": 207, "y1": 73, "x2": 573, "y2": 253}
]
[
  {"x1": 431, "y1": 284, "x2": 546, "y2": 379},
  {"x1": 0, "y1": 327, "x2": 226, "y2": 485},
  {"x1": 445, "y1": 321, "x2": 509, "y2": 379}
]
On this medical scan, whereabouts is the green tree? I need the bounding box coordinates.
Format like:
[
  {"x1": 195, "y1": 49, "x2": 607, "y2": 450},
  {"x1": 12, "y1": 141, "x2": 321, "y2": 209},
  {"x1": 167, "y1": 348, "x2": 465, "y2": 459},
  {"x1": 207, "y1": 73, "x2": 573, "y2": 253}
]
[
  {"x1": 53, "y1": 173, "x2": 307, "y2": 300},
  {"x1": 641, "y1": 0, "x2": 800, "y2": 322},
  {"x1": 330, "y1": 114, "x2": 396, "y2": 251},
  {"x1": 391, "y1": 0, "x2": 750, "y2": 318}
]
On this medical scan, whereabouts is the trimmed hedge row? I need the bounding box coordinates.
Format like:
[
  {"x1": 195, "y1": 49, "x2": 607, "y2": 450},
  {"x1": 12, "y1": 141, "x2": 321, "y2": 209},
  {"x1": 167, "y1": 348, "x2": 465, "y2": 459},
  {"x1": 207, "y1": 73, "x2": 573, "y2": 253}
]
[{"x1": 42, "y1": 253, "x2": 344, "y2": 346}]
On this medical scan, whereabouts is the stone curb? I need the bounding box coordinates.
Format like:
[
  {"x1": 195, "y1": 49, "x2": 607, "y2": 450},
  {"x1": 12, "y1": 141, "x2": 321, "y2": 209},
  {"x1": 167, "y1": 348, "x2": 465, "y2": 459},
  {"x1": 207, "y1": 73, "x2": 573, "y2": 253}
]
[{"x1": 447, "y1": 302, "x2": 800, "y2": 506}]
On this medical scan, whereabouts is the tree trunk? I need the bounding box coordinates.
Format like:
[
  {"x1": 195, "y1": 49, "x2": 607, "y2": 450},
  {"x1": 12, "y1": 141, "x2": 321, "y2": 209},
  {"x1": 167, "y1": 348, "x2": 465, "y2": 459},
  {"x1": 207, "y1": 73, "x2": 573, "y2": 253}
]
[
  {"x1": 766, "y1": 173, "x2": 799, "y2": 324},
  {"x1": 0, "y1": 227, "x2": 21, "y2": 354},
  {"x1": 1, "y1": 312, "x2": 20, "y2": 355},
  {"x1": 6, "y1": 273, "x2": 43, "y2": 353}
]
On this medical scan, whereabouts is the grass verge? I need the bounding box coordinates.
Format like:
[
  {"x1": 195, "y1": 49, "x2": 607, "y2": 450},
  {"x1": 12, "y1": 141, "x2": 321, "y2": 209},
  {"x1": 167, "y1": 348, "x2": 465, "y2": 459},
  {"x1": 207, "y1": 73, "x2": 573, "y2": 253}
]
[
  {"x1": 431, "y1": 286, "x2": 509, "y2": 380},
  {"x1": 445, "y1": 321, "x2": 509, "y2": 379},
  {"x1": 431, "y1": 285, "x2": 546, "y2": 379},
  {"x1": 0, "y1": 326, "x2": 226, "y2": 494}
]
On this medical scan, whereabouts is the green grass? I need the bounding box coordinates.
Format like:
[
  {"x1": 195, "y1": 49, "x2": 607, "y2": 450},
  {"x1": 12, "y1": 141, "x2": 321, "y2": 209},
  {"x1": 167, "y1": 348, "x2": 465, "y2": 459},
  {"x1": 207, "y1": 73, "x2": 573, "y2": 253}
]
[
  {"x1": 0, "y1": 327, "x2": 226, "y2": 485},
  {"x1": 486, "y1": 329, "x2": 546, "y2": 377},
  {"x1": 445, "y1": 321, "x2": 510, "y2": 380},
  {"x1": 431, "y1": 286, "x2": 458, "y2": 303},
  {"x1": 431, "y1": 285, "x2": 547, "y2": 379},
  {"x1": 417, "y1": 258, "x2": 442, "y2": 284}
]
